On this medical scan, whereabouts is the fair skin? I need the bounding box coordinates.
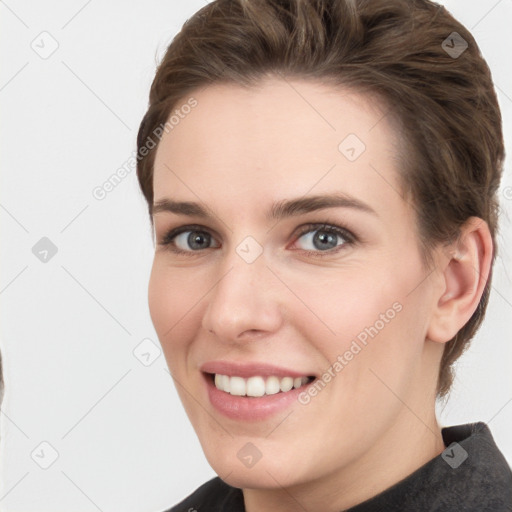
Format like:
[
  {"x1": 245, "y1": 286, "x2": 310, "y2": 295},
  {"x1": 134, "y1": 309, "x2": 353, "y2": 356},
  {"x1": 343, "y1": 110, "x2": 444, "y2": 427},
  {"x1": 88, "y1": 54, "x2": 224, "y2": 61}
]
[{"x1": 148, "y1": 77, "x2": 492, "y2": 512}]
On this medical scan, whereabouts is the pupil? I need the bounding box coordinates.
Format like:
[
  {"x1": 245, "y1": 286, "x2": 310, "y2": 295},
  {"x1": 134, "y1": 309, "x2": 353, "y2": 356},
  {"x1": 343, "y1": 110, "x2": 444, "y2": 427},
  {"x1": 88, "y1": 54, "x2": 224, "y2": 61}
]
[
  {"x1": 314, "y1": 231, "x2": 336, "y2": 250},
  {"x1": 189, "y1": 232, "x2": 209, "y2": 250}
]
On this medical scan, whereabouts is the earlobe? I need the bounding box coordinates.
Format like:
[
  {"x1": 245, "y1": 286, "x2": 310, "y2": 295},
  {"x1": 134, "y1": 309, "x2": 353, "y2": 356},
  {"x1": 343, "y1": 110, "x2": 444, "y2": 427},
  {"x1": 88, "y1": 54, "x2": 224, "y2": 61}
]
[{"x1": 427, "y1": 217, "x2": 493, "y2": 344}]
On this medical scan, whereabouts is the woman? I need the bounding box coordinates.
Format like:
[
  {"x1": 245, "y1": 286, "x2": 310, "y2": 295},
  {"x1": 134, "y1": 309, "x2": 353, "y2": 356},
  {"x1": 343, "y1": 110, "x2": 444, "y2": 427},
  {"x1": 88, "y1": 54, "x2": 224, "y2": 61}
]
[{"x1": 136, "y1": 0, "x2": 511, "y2": 510}]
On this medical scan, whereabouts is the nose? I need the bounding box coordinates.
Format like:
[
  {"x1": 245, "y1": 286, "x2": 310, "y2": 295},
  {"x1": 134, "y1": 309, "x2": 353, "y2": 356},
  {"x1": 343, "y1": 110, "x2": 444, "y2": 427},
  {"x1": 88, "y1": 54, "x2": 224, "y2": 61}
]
[{"x1": 201, "y1": 250, "x2": 283, "y2": 344}]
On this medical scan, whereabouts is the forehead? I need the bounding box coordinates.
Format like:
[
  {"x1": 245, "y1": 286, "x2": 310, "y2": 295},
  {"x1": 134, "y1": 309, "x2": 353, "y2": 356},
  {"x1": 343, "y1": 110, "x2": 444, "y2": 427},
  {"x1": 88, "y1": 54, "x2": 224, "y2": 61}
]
[{"x1": 152, "y1": 77, "x2": 404, "y2": 217}]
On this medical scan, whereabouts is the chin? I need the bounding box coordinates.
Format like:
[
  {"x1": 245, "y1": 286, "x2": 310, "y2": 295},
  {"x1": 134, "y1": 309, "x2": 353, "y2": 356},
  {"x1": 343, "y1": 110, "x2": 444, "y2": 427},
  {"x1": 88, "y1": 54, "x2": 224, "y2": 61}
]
[
  {"x1": 205, "y1": 448, "x2": 307, "y2": 490},
  {"x1": 222, "y1": 467, "x2": 296, "y2": 490}
]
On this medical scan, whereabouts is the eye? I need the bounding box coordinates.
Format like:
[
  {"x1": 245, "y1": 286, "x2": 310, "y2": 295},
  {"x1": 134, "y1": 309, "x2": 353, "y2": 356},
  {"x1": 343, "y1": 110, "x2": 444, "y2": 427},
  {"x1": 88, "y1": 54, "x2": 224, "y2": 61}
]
[
  {"x1": 158, "y1": 222, "x2": 356, "y2": 257},
  {"x1": 291, "y1": 223, "x2": 355, "y2": 256},
  {"x1": 159, "y1": 225, "x2": 220, "y2": 254}
]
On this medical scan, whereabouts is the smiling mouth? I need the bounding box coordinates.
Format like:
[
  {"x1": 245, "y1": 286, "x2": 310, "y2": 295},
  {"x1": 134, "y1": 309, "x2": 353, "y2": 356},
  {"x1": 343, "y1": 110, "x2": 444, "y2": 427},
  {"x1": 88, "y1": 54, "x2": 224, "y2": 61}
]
[{"x1": 206, "y1": 372, "x2": 316, "y2": 397}]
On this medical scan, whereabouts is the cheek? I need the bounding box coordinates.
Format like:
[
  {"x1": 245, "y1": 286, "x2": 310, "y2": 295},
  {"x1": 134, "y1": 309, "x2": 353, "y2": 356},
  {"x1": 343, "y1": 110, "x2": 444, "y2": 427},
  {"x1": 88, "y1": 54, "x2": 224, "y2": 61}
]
[
  {"x1": 148, "y1": 262, "x2": 173, "y2": 336},
  {"x1": 285, "y1": 255, "x2": 429, "y2": 385},
  {"x1": 331, "y1": 265, "x2": 432, "y2": 401},
  {"x1": 147, "y1": 260, "x2": 197, "y2": 354},
  {"x1": 278, "y1": 264, "x2": 400, "y2": 347}
]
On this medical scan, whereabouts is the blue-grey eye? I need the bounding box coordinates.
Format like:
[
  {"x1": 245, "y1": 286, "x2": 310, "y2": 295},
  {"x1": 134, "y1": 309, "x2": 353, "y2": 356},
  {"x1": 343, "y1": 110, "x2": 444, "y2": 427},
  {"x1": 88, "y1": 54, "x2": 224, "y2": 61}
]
[
  {"x1": 295, "y1": 228, "x2": 348, "y2": 251},
  {"x1": 174, "y1": 230, "x2": 216, "y2": 251}
]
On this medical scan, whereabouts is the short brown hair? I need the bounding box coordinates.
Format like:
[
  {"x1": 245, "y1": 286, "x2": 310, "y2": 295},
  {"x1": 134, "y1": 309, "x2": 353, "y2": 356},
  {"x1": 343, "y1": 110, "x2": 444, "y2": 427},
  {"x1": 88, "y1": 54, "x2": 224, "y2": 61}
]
[{"x1": 136, "y1": 0, "x2": 504, "y2": 398}]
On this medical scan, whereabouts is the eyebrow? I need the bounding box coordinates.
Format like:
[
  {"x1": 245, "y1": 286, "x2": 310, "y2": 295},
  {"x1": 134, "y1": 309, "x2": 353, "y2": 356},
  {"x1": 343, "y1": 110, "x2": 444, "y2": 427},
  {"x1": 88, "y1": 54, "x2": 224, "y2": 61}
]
[{"x1": 152, "y1": 193, "x2": 378, "y2": 221}]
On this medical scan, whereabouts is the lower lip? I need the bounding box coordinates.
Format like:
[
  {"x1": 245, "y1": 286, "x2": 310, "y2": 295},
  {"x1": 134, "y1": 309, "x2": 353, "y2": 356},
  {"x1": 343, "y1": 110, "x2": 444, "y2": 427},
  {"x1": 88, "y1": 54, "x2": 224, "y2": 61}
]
[{"x1": 203, "y1": 373, "x2": 315, "y2": 421}]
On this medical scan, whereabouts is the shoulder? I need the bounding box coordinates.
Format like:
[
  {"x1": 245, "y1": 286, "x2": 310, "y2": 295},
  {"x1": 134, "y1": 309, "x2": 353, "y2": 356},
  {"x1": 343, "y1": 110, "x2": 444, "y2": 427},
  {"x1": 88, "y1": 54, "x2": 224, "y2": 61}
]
[
  {"x1": 419, "y1": 422, "x2": 512, "y2": 511},
  {"x1": 441, "y1": 422, "x2": 512, "y2": 510},
  {"x1": 348, "y1": 422, "x2": 512, "y2": 512},
  {"x1": 161, "y1": 476, "x2": 244, "y2": 512}
]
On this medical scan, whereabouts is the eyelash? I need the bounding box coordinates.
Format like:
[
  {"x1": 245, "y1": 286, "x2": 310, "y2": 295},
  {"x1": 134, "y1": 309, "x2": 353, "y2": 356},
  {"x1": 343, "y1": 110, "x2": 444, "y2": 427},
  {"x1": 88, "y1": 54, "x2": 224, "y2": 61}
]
[{"x1": 158, "y1": 222, "x2": 357, "y2": 258}]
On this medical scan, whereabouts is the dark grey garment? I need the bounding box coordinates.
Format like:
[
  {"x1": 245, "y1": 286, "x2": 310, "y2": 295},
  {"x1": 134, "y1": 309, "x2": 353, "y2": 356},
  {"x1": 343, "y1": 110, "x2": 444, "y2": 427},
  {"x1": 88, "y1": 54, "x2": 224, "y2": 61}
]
[{"x1": 165, "y1": 422, "x2": 512, "y2": 512}]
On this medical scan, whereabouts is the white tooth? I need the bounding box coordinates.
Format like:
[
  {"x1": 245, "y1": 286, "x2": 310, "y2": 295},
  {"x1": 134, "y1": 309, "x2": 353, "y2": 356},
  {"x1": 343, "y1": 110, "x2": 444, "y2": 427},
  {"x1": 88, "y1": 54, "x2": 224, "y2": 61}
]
[
  {"x1": 246, "y1": 376, "x2": 266, "y2": 397},
  {"x1": 221, "y1": 374, "x2": 230, "y2": 393},
  {"x1": 229, "y1": 376, "x2": 246, "y2": 396},
  {"x1": 280, "y1": 376, "x2": 294, "y2": 392},
  {"x1": 265, "y1": 376, "x2": 281, "y2": 395},
  {"x1": 215, "y1": 374, "x2": 309, "y2": 395}
]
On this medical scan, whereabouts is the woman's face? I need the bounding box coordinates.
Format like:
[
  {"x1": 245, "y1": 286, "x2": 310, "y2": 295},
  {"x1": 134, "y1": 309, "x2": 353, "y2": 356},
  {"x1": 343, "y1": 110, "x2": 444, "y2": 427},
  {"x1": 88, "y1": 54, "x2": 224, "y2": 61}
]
[{"x1": 149, "y1": 77, "x2": 444, "y2": 491}]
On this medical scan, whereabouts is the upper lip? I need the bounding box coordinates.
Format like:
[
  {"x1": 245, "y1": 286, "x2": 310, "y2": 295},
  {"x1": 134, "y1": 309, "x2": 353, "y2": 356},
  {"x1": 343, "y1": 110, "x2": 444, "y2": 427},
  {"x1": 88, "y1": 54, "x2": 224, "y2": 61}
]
[{"x1": 200, "y1": 361, "x2": 315, "y2": 379}]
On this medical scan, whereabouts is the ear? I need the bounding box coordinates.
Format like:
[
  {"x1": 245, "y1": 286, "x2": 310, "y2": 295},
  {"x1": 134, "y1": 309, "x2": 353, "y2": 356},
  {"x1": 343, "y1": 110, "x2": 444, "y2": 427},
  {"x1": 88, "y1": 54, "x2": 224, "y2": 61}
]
[{"x1": 426, "y1": 217, "x2": 493, "y2": 344}]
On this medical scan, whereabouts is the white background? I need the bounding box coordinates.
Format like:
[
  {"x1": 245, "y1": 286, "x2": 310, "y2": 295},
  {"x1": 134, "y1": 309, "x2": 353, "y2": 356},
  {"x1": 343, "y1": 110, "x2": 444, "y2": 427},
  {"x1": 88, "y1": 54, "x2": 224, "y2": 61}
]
[{"x1": 0, "y1": 1, "x2": 511, "y2": 511}]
